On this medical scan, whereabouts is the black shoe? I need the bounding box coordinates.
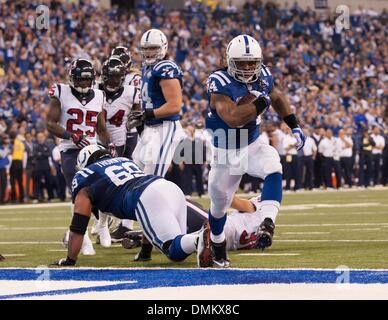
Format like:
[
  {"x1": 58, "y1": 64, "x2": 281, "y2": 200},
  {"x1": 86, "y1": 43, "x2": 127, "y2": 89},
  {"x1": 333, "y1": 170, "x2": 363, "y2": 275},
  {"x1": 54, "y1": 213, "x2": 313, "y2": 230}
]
[
  {"x1": 121, "y1": 230, "x2": 143, "y2": 249},
  {"x1": 211, "y1": 240, "x2": 230, "y2": 268},
  {"x1": 110, "y1": 224, "x2": 131, "y2": 243},
  {"x1": 256, "y1": 218, "x2": 275, "y2": 250},
  {"x1": 133, "y1": 243, "x2": 153, "y2": 262}
]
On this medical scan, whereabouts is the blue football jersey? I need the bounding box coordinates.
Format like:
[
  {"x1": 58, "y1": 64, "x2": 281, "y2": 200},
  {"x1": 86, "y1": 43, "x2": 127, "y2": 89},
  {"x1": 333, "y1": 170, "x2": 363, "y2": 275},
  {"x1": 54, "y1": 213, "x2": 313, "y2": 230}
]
[
  {"x1": 141, "y1": 59, "x2": 183, "y2": 125},
  {"x1": 205, "y1": 65, "x2": 274, "y2": 149},
  {"x1": 71, "y1": 157, "x2": 161, "y2": 220}
]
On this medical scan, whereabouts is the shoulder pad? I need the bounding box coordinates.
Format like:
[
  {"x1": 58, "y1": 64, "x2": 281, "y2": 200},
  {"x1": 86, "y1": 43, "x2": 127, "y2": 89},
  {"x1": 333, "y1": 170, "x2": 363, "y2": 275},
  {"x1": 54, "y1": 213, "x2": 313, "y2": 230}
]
[
  {"x1": 152, "y1": 60, "x2": 182, "y2": 79},
  {"x1": 260, "y1": 64, "x2": 274, "y2": 93},
  {"x1": 207, "y1": 71, "x2": 233, "y2": 95},
  {"x1": 48, "y1": 83, "x2": 61, "y2": 99}
]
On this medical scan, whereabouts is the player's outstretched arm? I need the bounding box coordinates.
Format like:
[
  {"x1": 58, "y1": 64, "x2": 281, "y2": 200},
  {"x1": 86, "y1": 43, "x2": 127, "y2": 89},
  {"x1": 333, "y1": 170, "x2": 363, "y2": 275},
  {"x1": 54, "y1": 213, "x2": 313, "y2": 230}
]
[
  {"x1": 46, "y1": 97, "x2": 69, "y2": 139},
  {"x1": 52, "y1": 189, "x2": 92, "y2": 266},
  {"x1": 230, "y1": 196, "x2": 256, "y2": 213},
  {"x1": 96, "y1": 112, "x2": 111, "y2": 146},
  {"x1": 212, "y1": 93, "x2": 260, "y2": 128}
]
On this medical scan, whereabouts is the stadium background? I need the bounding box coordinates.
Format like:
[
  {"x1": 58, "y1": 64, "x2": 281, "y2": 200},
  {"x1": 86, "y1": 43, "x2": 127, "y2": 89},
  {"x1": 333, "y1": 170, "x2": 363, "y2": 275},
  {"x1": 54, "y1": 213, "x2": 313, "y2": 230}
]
[{"x1": 0, "y1": 0, "x2": 386, "y2": 203}]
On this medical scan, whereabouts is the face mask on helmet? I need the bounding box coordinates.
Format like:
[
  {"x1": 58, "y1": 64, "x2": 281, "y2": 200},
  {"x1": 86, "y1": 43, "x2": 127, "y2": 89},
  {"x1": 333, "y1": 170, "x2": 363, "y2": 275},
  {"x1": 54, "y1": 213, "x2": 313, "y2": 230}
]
[
  {"x1": 228, "y1": 58, "x2": 262, "y2": 83},
  {"x1": 69, "y1": 60, "x2": 95, "y2": 94},
  {"x1": 102, "y1": 59, "x2": 125, "y2": 93},
  {"x1": 140, "y1": 45, "x2": 163, "y2": 65}
]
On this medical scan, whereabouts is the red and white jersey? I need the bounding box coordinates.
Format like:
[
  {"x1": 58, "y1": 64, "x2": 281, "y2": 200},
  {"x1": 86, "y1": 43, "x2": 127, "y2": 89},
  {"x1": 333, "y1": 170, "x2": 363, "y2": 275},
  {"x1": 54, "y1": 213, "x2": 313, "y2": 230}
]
[
  {"x1": 125, "y1": 71, "x2": 141, "y2": 89},
  {"x1": 103, "y1": 85, "x2": 139, "y2": 146},
  {"x1": 224, "y1": 211, "x2": 262, "y2": 251},
  {"x1": 49, "y1": 83, "x2": 104, "y2": 152}
]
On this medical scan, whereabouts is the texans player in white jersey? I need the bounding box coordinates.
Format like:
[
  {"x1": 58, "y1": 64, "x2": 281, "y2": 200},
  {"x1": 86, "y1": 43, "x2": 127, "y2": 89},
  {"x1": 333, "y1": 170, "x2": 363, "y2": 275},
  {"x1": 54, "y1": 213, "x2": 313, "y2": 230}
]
[
  {"x1": 90, "y1": 56, "x2": 141, "y2": 247},
  {"x1": 127, "y1": 194, "x2": 268, "y2": 262},
  {"x1": 204, "y1": 35, "x2": 306, "y2": 267},
  {"x1": 46, "y1": 58, "x2": 112, "y2": 255},
  {"x1": 51, "y1": 145, "x2": 210, "y2": 267},
  {"x1": 109, "y1": 46, "x2": 142, "y2": 239},
  {"x1": 129, "y1": 28, "x2": 186, "y2": 177}
]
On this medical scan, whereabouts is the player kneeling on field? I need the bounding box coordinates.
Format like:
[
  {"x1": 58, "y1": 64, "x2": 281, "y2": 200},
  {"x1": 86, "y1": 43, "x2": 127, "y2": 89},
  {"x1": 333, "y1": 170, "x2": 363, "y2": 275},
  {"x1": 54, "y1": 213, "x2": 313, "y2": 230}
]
[{"x1": 51, "y1": 145, "x2": 211, "y2": 267}]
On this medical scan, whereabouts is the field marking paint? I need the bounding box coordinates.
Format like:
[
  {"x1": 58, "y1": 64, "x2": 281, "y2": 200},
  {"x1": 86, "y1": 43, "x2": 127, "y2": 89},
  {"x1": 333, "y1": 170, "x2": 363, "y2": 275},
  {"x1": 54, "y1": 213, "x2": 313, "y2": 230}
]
[
  {"x1": 1, "y1": 268, "x2": 388, "y2": 300},
  {"x1": 47, "y1": 249, "x2": 68, "y2": 252},
  {"x1": 276, "y1": 239, "x2": 388, "y2": 243},
  {"x1": 2, "y1": 254, "x2": 26, "y2": 257},
  {"x1": 280, "y1": 202, "x2": 381, "y2": 211},
  {"x1": 0, "y1": 242, "x2": 61, "y2": 245},
  {"x1": 0, "y1": 227, "x2": 66, "y2": 231},
  {"x1": 282, "y1": 232, "x2": 331, "y2": 235},
  {"x1": 0, "y1": 203, "x2": 71, "y2": 210},
  {"x1": 278, "y1": 223, "x2": 388, "y2": 227},
  {"x1": 237, "y1": 253, "x2": 300, "y2": 256},
  {"x1": 337, "y1": 228, "x2": 381, "y2": 231},
  {"x1": 0, "y1": 218, "x2": 69, "y2": 222}
]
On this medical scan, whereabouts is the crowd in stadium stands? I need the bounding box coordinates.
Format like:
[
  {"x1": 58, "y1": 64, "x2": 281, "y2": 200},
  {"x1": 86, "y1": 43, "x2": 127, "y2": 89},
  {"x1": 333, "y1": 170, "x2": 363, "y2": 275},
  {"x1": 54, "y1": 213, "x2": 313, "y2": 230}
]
[{"x1": 0, "y1": 0, "x2": 387, "y2": 203}]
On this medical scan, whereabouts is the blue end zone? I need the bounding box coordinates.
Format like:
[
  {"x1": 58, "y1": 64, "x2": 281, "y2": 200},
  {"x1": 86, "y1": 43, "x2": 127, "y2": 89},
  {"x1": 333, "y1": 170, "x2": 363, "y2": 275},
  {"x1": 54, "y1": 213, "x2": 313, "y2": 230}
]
[{"x1": 1, "y1": 268, "x2": 388, "y2": 299}]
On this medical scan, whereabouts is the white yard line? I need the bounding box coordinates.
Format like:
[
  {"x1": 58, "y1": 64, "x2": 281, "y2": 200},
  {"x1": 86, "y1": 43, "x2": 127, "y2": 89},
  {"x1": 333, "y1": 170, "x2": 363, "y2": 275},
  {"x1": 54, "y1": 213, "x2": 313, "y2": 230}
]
[
  {"x1": 277, "y1": 223, "x2": 388, "y2": 227},
  {"x1": 0, "y1": 242, "x2": 62, "y2": 245},
  {"x1": 0, "y1": 203, "x2": 71, "y2": 210},
  {"x1": 282, "y1": 232, "x2": 331, "y2": 235},
  {"x1": 237, "y1": 253, "x2": 300, "y2": 256},
  {"x1": 0, "y1": 227, "x2": 66, "y2": 231},
  {"x1": 2, "y1": 254, "x2": 26, "y2": 257},
  {"x1": 276, "y1": 239, "x2": 388, "y2": 243}
]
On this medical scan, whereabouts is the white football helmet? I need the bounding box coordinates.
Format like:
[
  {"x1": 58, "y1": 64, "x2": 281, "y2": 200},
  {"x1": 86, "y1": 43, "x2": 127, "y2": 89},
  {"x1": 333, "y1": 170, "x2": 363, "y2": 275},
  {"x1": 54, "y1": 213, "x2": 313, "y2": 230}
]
[
  {"x1": 226, "y1": 35, "x2": 263, "y2": 83},
  {"x1": 139, "y1": 29, "x2": 168, "y2": 65},
  {"x1": 76, "y1": 145, "x2": 108, "y2": 170}
]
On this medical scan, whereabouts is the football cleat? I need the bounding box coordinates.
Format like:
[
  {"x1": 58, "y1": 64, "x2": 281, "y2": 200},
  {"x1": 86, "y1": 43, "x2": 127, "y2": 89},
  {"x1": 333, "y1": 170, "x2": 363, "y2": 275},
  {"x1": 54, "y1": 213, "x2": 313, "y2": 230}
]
[
  {"x1": 91, "y1": 218, "x2": 99, "y2": 235},
  {"x1": 211, "y1": 240, "x2": 230, "y2": 268},
  {"x1": 121, "y1": 230, "x2": 142, "y2": 249},
  {"x1": 196, "y1": 222, "x2": 213, "y2": 268},
  {"x1": 110, "y1": 223, "x2": 131, "y2": 243},
  {"x1": 256, "y1": 217, "x2": 275, "y2": 250},
  {"x1": 133, "y1": 243, "x2": 153, "y2": 262},
  {"x1": 96, "y1": 225, "x2": 112, "y2": 248},
  {"x1": 0, "y1": 254, "x2": 5, "y2": 261},
  {"x1": 81, "y1": 232, "x2": 96, "y2": 256}
]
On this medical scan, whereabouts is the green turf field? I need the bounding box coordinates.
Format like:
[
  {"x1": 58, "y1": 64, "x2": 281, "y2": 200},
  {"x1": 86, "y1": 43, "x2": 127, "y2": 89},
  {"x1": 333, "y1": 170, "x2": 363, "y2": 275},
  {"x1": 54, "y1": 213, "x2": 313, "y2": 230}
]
[{"x1": 0, "y1": 189, "x2": 388, "y2": 269}]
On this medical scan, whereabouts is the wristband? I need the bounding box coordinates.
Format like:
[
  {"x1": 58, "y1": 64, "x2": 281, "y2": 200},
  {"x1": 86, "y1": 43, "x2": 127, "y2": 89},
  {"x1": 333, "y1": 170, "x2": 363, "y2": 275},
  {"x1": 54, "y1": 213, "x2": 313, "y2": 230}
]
[
  {"x1": 283, "y1": 113, "x2": 299, "y2": 129},
  {"x1": 63, "y1": 131, "x2": 72, "y2": 140},
  {"x1": 145, "y1": 109, "x2": 155, "y2": 120},
  {"x1": 69, "y1": 213, "x2": 90, "y2": 235}
]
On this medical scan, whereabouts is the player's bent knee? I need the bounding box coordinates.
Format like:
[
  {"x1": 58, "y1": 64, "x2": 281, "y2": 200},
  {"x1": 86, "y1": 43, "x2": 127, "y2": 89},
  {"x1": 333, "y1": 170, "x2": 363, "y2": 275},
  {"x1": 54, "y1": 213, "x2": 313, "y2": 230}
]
[
  {"x1": 163, "y1": 236, "x2": 189, "y2": 262},
  {"x1": 262, "y1": 158, "x2": 283, "y2": 177}
]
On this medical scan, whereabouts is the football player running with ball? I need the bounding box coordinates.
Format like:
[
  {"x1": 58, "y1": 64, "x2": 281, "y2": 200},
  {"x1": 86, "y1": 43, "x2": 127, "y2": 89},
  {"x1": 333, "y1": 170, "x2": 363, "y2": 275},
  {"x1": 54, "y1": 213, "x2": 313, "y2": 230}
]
[{"x1": 204, "y1": 35, "x2": 305, "y2": 267}]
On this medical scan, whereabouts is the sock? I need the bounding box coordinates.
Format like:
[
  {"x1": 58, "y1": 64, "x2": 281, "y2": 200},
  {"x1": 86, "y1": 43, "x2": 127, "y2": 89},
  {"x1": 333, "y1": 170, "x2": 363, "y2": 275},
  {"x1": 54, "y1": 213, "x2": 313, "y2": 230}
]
[
  {"x1": 262, "y1": 172, "x2": 282, "y2": 203},
  {"x1": 259, "y1": 200, "x2": 280, "y2": 223},
  {"x1": 168, "y1": 235, "x2": 189, "y2": 261},
  {"x1": 208, "y1": 211, "x2": 227, "y2": 236},
  {"x1": 180, "y1": 234, "x2": 198, "y2": 255},
  {"x1": 97, "y1": 212, "x2": 109, "y2": 228},
  {"x1": 122, "y1": 219, "x2": 134, "y2": 230},
  {"x1": 210, "y1": 231, "x2": 225, "y2": 244}
]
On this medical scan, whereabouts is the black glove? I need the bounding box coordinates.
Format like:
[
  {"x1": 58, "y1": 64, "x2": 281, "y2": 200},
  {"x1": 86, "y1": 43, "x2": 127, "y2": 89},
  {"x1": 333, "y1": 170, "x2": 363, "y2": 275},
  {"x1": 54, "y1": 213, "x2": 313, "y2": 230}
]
[
  {"x1": 50, "y1": 257, "x2": 76, "y2": 266},
  {"x1": 127, "y1": 111, "x2": 145, "y2": 130},
  {"x1": 71, "y1": 133, "x2": 91, "y2": 149}
]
